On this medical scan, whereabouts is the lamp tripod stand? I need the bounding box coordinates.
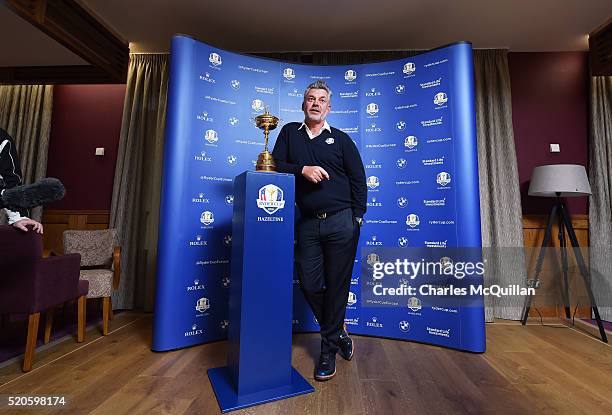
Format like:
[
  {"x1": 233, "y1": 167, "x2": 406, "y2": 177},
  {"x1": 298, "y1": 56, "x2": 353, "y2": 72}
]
[{"x1": 520, "y1": 196, "x2": 608, "y2": 343}]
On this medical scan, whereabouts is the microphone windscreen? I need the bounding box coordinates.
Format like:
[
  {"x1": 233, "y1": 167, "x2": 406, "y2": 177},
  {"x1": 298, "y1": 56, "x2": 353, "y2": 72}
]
[{"x1": 1, "y1": 178, "x2": 66, "y2": 209}]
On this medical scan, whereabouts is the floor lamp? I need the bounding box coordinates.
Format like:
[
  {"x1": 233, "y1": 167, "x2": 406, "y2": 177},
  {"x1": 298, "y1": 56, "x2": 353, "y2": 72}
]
[{"x1": 520, "y1": 164, "x2": 608, "y2": 343}]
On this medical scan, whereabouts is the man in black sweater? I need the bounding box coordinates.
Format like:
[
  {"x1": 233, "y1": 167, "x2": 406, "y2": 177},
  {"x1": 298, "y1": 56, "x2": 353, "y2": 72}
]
[
  {"x1": 0, "y1": 128, "x2": 43, "y2": 233},
  {"x1": 272, "y1": 80, "x2": 366, "y2": 381}
]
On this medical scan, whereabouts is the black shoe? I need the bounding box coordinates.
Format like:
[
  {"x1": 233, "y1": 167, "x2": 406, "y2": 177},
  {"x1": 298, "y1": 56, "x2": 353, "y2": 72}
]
[
  {"x1": 338, "y1": 328, "x2": 354, "y2": 361},
  {"x1": 314, "y1": 352, "x2": 336, "y2": 381}
]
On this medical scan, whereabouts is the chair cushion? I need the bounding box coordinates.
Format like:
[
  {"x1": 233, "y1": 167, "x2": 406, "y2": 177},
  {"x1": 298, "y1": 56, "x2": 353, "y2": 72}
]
[
  {"x1": 63, "y1": 229, "x2": 117, "y2": 267},
  {"x1": 80, "y1": 269, "x2": 113, "y2": 298}
]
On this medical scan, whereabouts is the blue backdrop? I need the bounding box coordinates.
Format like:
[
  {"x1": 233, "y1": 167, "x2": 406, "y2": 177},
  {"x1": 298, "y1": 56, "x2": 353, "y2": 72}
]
[{"x1": 152, "y1": 35, "x2": 485, "y2": 353}]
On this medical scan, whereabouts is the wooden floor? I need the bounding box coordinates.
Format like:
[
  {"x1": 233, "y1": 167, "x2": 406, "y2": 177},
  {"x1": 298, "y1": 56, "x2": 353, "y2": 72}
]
[{"x1": 0, "y1": 312, "x2": 611, "y2": 415}]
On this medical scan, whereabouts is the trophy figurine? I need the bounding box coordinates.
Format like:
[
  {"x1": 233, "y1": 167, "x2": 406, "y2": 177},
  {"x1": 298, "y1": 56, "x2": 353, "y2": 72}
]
[{"x1": 255, "y1": 107, "x2": 279, "y2": 172}]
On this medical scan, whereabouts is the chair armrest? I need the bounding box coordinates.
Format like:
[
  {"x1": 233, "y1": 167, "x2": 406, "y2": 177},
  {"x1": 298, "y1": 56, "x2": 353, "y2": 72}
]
[
  {"x1": 113, "y1": 246, "x2": 121, "y2": 290},
  {"x1": 35, "y1": 253, "x2": 83, "y2": 311}
]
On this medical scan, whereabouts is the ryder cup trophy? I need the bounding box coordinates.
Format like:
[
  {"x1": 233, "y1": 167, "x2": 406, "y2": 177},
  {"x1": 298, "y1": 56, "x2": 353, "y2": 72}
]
[{"x1": 255, "y1": 108, "x2": 279, "y2": 172}]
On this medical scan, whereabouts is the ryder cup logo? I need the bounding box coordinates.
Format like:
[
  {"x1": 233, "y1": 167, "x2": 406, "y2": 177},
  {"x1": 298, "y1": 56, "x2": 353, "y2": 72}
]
[
  {"x1": 406, "y1": 214, "x2": 420, "y2": 228},
  {"x1": 397, "y1": 197, "x2": 408, "y2": 208},
  {"x1": 403, "y1": 62, "x2": 416, "y2": 75},
  {"x1": 408, "y1": 296, "x2": 422, "y2": 312},
  {"x1": 345, "y1": 69, "x2": 357, "y2": 82},
  {"x1": 200, "y1": 211, "x2": 214, "y2": 226},
  {"x1": 196, "y1": 297, "x2": 210, "y2": 313},
  {"x1": 256, "y1": 184, "x2": 286, "y2": 215},
  {"x1": 405, "y1": 135, "x2": 418, "y2": 149},
  {"x1": 283, "y1": 68, "x2": 295, "y2": 80},
  {"x1": 209, "y1": 52, "x2": 222, "y2": 66},
  {"x1": 396, "y1": 158, "x2": 407, "y2": 169},
  {"x1": 366, "y1": 103, "x2": 379, "y2": 116},
  {"x1": 395, "y1": 84, "x2": 406, "y2": 94},
  {"x1": 396, "y1": 121, "x2": 406, "y2": 131},
  {"x1": 251, "y1": 99, "x2": 264, "y2": 112},
  {"x1": 347, "y1": 292, "x2": 357, "y2": 306},
  {"x1": 367, "y1": 176, "x2": 380, "y2": 189},
  {"x1": 230, "y1": 79, "x2": 240, "y2": 90},
  {"x1": 440, "y1": 256, "x2": 453, "y2": 272},
  {"x1": 204, "y1": 129, "x2": 218, "y2": 144},
  {"x1": 227, "y1": 155, "x2": 238, "y2": 166},
  {"x1": 366, "y1": 253, "x2": 381, "y2": 267},
  {"x1": 436, "y1": 172, "x2": 451, "y2": 186},
  {"x1": 434, "y1": 92, "x2": 448, "y2": 105},
  {"x1": 399, "y1": 320, "x2": 411, "y2": 332}
]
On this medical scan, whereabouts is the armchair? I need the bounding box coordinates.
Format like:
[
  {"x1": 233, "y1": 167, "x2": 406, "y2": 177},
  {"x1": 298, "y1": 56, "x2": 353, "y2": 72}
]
[
  {"x1": 0, "y1": 225, "x2": 88, "y2": 372},
  {"x1": 63, "y1": 229, "x2": 121, "y2": 336}
]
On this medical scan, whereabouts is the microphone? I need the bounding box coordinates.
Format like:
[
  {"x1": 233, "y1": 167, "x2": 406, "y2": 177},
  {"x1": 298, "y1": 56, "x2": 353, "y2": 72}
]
[{"x1": 0, "y1": 178, "x2": 66, "y2": 210}]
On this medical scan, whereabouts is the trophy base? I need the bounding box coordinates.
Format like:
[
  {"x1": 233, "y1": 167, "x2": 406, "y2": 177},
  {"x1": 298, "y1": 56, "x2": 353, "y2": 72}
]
[{"x1": 256, "y1": 151, "x2": 276, "y2": 172}]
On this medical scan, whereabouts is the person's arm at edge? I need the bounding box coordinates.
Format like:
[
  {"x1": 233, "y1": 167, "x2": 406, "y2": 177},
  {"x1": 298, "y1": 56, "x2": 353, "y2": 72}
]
[
  {"x1": 342, "y1": 134, "x2": 367, "y2": 219},
  {"x1": 272, "y1": 124, "x2": 304, "y2": 175}
]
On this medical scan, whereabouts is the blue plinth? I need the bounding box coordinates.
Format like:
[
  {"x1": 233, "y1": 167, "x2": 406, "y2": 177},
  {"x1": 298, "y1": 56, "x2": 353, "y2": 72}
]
[
  {"x1": 208, "y1": 171, "x2": 314, "y2": 413},
  {"x1": 208, "y1": 367, "x2": 314, "y2": 413}
]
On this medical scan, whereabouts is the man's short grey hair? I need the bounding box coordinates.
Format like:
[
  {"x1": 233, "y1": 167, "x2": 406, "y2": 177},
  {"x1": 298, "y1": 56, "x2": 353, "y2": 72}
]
[{"x1": 304, "y1": 80, "x2": 332, "y2": 100}]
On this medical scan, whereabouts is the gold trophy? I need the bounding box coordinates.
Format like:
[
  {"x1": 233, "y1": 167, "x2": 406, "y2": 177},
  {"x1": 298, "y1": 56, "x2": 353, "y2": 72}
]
[{"x1": 255, "y1": 107, "x2": 279, "y2": 172}]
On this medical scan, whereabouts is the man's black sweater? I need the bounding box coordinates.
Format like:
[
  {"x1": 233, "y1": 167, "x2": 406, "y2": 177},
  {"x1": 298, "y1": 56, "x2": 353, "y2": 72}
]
[{"x1": 272, "y1": 122, "x2": 367, "y2": 218}]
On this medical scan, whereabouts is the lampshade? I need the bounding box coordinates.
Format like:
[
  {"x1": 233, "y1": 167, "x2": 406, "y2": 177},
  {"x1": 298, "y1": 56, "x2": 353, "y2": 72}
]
[{"x1": 528, "y1": 164, "x2": 591, "y2": 197}]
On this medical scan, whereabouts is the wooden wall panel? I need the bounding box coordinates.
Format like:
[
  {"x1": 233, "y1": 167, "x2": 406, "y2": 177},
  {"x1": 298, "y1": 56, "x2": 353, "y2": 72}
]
[
  {"x1": 522, "y1": 214, "x2": 590, "y2": 319},
  {"x1": 42, "y1": 210, "x2": 110, "y2": 253}
]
